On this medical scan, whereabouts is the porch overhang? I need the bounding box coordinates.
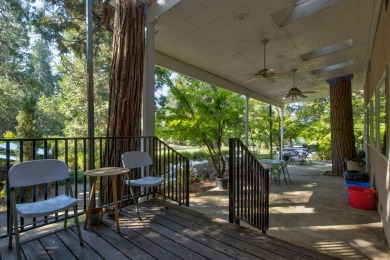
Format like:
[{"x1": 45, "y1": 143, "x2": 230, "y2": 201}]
[{"x1": 145, "y1": 0, "x2": 381, "y2": 105}]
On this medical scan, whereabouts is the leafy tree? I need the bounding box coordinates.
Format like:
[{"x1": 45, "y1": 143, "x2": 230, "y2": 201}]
[
  {"x1": 30, "y1": 0, "x2": 114, "y2": 56},
  {"x1": 15, "y1": 95, "x2": 41, "y2": 139},
  {"x1": 0, "y1": 0, "x2": 30, "y2": 80},
  {"x1": 0, "y1": 0, "x2": 30, "y2": 136},
  {"x1": 29, "y1": 38, "x2": 59, "y2": 96},
  {"x1": 36, "y1": 95, "x2": 65, "y2": 136},
  {"x1": 156, "y1": 68, "x2": 245, "y2": 178},
  {"x1": 247, "y1": 99, "x2": 275, "y2": 156},
  {"x1": 0, "y1": 78, "x2": 23, "y2": 134},
  {"x1": 284, "y1": 98, "x2": 331, "y2": 159},
  {"x1": 57, "y1": 51, "x2": 110, "y2": 137}
]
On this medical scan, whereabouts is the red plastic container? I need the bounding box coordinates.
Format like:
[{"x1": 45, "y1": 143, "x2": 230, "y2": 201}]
[{"x1": 347, "y1": 186, "x2": 376, "y2": 210}]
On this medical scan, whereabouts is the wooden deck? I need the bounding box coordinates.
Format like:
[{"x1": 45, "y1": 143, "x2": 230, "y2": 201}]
[{"x1": 1, "y1": 200, "x2": 337, "y2": 259}]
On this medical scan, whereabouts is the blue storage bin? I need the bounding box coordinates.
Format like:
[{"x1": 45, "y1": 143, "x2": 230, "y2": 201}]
[{"x1": 345, "y1": 180, "x2": 372, "y2": 188}]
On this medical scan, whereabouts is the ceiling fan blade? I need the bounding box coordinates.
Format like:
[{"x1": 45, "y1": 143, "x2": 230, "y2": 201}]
[
  {"x1": 272, "y1": 71, "x2": 294, "y2": 76},
  {"x1": 266, "y1": 77, "x2": 275, "y2": 84},
  {"x1": 244, "y1": 77, "x2": 258, "y2": 84},
  {"x1": 298, "y1": 93, "x2": 308, "y2": 98},
  {"x1": 301, "y1": 91, "x2": 316, "y2": 94}
]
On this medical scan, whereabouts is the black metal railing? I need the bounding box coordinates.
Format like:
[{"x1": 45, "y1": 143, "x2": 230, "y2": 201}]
[
  {"x1": 228, "y1": 138, "x2": 269, "y2": 233},
  {"x1": 0, "y1": 136, "x2": 189, "y2": 238}
]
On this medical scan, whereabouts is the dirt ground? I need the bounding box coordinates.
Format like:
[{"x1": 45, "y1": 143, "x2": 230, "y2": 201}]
[{"x1": 189, "y1": 180, "x2": 216, "y2": 197}]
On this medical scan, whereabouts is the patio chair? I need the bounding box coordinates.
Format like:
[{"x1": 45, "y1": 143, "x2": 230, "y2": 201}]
[
  {"x1": 120, "y1": 151, "x2": 167, "y2": 220},
  {"x1": 289, "y1": 150, "x2": 300, "y2": 164},
  {"x1": 281, "y1": 160, "x2": 291, "y2": 184},
  {"x1": 8, "y1": 159, "x2": 84, "y2": 260}
]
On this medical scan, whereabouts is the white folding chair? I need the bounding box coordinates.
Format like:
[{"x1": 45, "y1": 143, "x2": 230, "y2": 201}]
[
  {"x1": 120, "y1": 151, "x2": 167, "y2": 220},
  {"x1": 8, "y1": 159, "x2": 84, "y2": 259}
]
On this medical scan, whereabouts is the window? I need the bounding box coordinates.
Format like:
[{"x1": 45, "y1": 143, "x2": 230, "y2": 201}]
[
  {"x1": 371, "y1": 95, "x2": 376, "y2": 148},
  {"x1": 379, "y1": 79, "x2": 387, "y2": 156},
  {"x1": 366, "y1": 105, "x2": 370, "y2": 148}
]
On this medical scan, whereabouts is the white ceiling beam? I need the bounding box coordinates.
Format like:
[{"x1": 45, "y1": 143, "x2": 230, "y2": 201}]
[
  {"x1": 146, "y1": 0, "x2": 182, "y2": 24},
  {"x1": 155, "y1": 51, "x2": 283, "y2": 107}
]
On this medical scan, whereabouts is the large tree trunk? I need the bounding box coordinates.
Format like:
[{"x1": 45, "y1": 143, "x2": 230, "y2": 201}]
[
  {"x1": 105, "y1": 0, "x2": 145, "y2": 166},
  {"x1": 328, "y1": 75, "x2": 356, "y2": 176},
  {"x1": 101, "y1": 0, "x2": 145, "y2": 206}
]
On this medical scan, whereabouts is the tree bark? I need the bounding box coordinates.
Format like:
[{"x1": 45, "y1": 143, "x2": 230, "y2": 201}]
[
  {"x1": 106, "y1": 0, "x2": 145, "y2": 166},
  {"x1": 328, "y1": 75, "x2": 356, "y2": 176}
]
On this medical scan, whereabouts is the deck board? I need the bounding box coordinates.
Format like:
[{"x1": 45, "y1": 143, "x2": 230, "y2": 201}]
[
  {"x1": 1, "y1": 199, "x2": 338, "y2": 259},
  {"x1": 40, "y1": 234, "x2": 77, "y2": 260}
]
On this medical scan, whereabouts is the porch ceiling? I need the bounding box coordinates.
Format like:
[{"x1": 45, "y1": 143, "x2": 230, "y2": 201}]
[{"x1": 150, "y1": 0, "x2": 381, "y2": 106}]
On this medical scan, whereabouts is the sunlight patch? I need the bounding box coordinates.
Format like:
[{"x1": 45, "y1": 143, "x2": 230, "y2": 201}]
[
  {"x1": 303, "y1": 183, "x2": 318, "y2": 188},
  {"x1": 270, "y1": 205, "x2": 315, "y2": 214}
]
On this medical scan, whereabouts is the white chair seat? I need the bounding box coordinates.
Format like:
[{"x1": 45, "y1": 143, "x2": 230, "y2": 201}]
[
  {"x1": 16, "y1": 194, "x2": 78, "y2": 218},
  {"x1": 127, "y1": 176, "x2": 164, "y2": 187}
]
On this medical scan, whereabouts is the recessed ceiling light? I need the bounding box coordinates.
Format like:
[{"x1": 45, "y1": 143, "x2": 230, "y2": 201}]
[{"x1": 235, "y1": 14, "x2": 248, "y2": 22}]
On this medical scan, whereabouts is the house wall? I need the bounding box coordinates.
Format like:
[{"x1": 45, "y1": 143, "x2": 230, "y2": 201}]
[{"x1": 365, "y1": 0, "x2": 390, "y2": 246}]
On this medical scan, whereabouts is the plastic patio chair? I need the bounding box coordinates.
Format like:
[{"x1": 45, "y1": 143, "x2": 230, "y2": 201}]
[
  {"x1": 120, "y1": 151, "x2": 167, "y2": 220},
  {"x1": 8, "y1": 159, "x2": 83, "y2": 260},
  {"x1": 289, "y1": 150, "x2": 300, "y2": 164},
  {"x1": 281, "y1": 160, "x2": 291, "y2": 184}
]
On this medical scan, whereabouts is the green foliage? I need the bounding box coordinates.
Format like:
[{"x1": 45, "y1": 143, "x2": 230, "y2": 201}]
[
  {"x1": 179, "y1": 150, "x2": 210, "y2": 161},
  {"x1": 69, "y1": 169, "x2": 84, "y2": 184},
  {"x1": 284, "y1": 98, "x2": 332, "y2": 159},
  {"x1": 16, "y1": 95, "x2": 41, "y2": 139},
  {"x1": 0, "y1": 0, "x2": 30, "y2": 80},
  {"x1": 29, "y1": 38, "x2": 59, "y2": 96},
  {"x1": 36, "y1": 95, "x2": 65, "y2": 136},
  {"x1": 30, "y1": 0, "x2": 114, "y2": 56},
  {"x1": 0, "y1": 78, "x2": 22, "y2": 134},
  {"x1": 156, "y1": 68, "x2": 245, "y2": 177},
  {"x1": 3, "y1": 131, "x2": 17, "y2": 139},
  {"x1": 191, "y1": 150, "x2": 210, "y2": 160},
  {"x1": 57, "y1": 50, "x2": 110, "y2": 137}
]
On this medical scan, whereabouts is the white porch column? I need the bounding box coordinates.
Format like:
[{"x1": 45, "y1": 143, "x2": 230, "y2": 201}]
[
  {"x1": 143, "y1": 16, "x2": 155, "y2": 136},
  {"x1": 280, "y1": 107, "x2": 284, "y2": 160},
  {"x1": 245, "y1": 96, "x2": 249, "y2": 146}
]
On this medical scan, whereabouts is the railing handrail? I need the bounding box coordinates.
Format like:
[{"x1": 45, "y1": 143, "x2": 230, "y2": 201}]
[
  {"x1": 0, "y1": 136, "x2": 190, "y2": 238},
  {"x1": 229, "y1": 138, "x2": 269, "y2": 233}
]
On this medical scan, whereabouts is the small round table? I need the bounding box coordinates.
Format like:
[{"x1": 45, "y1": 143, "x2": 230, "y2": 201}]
[{"x1": 84, "y1": 167, "x2": 129, "y2": 232}]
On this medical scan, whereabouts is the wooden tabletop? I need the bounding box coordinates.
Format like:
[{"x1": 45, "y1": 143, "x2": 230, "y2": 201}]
[{"x1": 84, "y1": 167, "x2": 129, "y2": 177}]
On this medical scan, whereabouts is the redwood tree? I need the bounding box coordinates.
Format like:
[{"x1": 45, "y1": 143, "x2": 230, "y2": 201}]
[
  {"x1": 106, "y1": 0, "x2": 145, "y2": 166},
  {"x1": 328, "y1": 75, "x2": 356, "y2": 176}
]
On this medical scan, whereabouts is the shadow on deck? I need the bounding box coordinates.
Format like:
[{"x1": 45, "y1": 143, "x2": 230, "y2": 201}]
[{"x1": 1, "y1": 199, "x2": 336, "y2": 259}]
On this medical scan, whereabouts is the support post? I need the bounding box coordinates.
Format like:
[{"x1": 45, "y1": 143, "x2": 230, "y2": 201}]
[
  {"x1": 269, "y1": 105, "x2": 273, "y2": 158},
  {"x1": 86, "y1": 0, "x2": 94, "y2": 171},
  {"x1": 280, "y1": 107, "x2": 284, "y2": 160},
  {"x1": 143, "y1": 10, "x2": 155, "y2": 136},
  {"x1": 245, "y1": 96, "x2": 249, "y2": 147}
]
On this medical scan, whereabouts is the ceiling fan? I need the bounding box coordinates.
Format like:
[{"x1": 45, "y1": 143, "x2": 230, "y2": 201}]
[
  {"x1": 245, "y1": 39, "x2": 293, "y2": 84},
  {"x1": 282, "y1": 69, "x2": 315, "y2": 101}
]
